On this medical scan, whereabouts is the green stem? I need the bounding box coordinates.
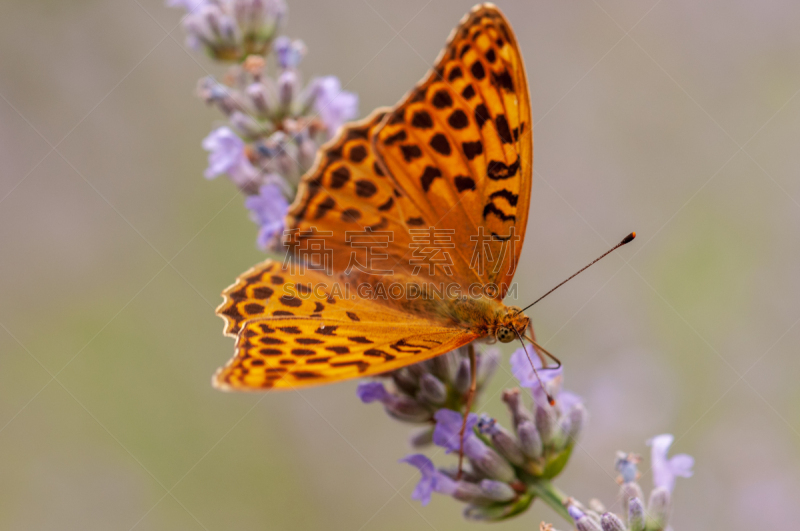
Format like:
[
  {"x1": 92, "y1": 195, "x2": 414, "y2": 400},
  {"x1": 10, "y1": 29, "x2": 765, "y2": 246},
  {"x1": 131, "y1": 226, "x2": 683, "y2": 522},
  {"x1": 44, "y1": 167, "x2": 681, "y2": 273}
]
[{"x1": 521, "y1": 473, "x2": 572, "y2": 523}]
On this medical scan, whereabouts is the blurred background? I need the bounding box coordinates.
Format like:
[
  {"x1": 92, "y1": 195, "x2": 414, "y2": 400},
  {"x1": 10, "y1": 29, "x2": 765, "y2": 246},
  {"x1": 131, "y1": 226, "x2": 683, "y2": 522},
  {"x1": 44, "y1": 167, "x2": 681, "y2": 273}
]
[{"x1": 2, "y1": 0, "x2": 799, "y2": 529}]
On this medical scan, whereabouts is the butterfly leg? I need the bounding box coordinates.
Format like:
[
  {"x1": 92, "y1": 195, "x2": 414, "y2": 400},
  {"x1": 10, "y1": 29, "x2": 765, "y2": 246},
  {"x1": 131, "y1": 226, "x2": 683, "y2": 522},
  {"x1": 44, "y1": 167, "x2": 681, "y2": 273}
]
[
  {"x1": 457, "y1": 342, "x2": 477, "y2": 479},
  {"x1": 527, "y1": 321, "x2": 547, "y2": 366}
]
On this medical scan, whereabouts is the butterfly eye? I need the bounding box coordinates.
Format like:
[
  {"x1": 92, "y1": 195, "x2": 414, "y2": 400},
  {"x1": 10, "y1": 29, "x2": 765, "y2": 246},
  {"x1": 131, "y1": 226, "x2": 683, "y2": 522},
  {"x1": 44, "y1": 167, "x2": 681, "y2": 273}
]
[{"x1": 496, "y1": 326, "x2": 515, "y2": 343}]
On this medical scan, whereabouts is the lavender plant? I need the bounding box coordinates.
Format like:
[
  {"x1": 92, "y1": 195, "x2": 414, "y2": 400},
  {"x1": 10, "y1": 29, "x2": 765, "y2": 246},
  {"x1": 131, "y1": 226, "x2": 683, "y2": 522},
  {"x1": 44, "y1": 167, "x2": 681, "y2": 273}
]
[
  {"x1": 359, "y1": 346, "x2": 693, "y2": 526},
  {"x1": 172, "y1": 2, "x2": 694, "y2": 527},
  {"x1": 169, "y1": 0, "x2": 357, "y2": 250}
]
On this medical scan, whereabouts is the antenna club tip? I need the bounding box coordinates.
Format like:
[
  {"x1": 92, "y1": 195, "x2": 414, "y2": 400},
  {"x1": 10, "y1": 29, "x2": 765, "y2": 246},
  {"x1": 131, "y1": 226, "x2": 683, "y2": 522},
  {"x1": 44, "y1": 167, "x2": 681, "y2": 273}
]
[
  {"x1": 548, "y1": 397, "x2": 556, "y2": 407},
  {"x1": 621, "y1": 232, "x2": 636, "y2": 245}
]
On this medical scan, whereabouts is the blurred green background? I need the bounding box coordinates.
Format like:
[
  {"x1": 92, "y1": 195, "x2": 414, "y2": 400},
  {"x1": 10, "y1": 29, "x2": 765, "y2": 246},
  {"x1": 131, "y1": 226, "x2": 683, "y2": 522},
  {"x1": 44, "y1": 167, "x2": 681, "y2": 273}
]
[{"x1": 2, "y1": 0, "x2": 800, "y2": 529}]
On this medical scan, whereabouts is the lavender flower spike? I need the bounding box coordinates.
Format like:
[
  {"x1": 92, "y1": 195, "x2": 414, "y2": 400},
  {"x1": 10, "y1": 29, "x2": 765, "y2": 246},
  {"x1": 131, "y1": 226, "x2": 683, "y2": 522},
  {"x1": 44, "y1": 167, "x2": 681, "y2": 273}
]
[
  {"x1": 400, "y1": 454, "x2": 457, "y2": 506},
  {"x1": 244, "y1": 183, "x2": 288, "y2": 250},
  {"x1": 647, "y1": 434, "x2": 694, "y2": 493}
]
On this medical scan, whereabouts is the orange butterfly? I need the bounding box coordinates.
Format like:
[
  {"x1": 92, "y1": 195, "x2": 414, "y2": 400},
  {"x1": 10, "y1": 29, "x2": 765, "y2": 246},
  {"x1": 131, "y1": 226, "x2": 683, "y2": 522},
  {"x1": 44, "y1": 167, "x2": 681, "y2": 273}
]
[{"x1": 214, "y1": 3, "x2": 536, "y2": 391}]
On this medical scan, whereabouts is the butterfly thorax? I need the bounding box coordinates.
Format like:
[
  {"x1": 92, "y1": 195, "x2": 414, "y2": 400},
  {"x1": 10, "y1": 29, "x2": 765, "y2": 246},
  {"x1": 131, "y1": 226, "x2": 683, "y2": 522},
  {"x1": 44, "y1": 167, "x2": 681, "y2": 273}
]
[{"x1": 397, "y1": 291, "x2": 529, "y2": 339}]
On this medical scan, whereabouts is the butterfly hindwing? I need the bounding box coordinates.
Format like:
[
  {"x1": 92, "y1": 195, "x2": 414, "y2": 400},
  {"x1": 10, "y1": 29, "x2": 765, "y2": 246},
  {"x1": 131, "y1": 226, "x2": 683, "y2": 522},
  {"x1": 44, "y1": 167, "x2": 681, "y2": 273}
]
[{"x1": 214, "y1": 259, "x2": 476, "y2": 390}]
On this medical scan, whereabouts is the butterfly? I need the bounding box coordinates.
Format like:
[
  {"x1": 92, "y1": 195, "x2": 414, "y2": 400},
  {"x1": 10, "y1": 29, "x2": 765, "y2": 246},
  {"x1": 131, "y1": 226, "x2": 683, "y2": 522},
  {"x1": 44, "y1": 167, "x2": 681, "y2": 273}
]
[{"x1": 214, "y1": 3, "x2": 535, "y2": 391}]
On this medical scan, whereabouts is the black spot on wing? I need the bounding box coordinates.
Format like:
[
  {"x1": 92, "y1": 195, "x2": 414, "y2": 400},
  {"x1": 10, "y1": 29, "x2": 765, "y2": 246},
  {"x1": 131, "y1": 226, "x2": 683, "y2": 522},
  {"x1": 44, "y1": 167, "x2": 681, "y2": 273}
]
[
  {"x1": 448, "y1": 110, "x2": 469, "y2": 129},
  {"x1": 474, "y1": 104, "x2": 489, "y2": 129},
  {"x1": 487, "y1": 157, "x2": 520, "y2": 180},
  {"x1": 454, "y1": 175, "x2": 476, "y2": 192},
  {"x1": 432, "y1": 90, "x2": 453, "y2": 109},
  {"x1": 470, "y1": 61, "x2": 486, "y2": 80},
  {"x1": 330, "y1": 167, "x2": 350, "y2": 189},
  {"x1": 495, "y1": 114, "x2": 513, "y2": 144},
  {"x1": 411, "y1": 110, "x2": 433, "y2": 129},
  {"x1": 400, "y1": 144, "x2": 422, "y2": 162},
  {"x1": 429, "y1": 134, "x2": 451, "y2": 156},
  {"x1": 483, "y1": 203, "x2": 516, "y2": 223},
  {"x1": 462, "y1": 141, "x2": 483, "y2": 161},
  {"x1": 489, "y1": 189, "x2": 519, "y2": 206},
  {"x1": 420, "y1": 166, "x2": 442, "y2": 192}
]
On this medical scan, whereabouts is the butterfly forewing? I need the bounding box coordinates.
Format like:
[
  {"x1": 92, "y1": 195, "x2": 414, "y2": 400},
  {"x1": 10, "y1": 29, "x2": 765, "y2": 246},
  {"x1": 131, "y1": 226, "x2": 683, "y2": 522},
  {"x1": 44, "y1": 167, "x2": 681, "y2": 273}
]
[{"x1": 373, "y1": 5, "x2": 532, "y2": 297}]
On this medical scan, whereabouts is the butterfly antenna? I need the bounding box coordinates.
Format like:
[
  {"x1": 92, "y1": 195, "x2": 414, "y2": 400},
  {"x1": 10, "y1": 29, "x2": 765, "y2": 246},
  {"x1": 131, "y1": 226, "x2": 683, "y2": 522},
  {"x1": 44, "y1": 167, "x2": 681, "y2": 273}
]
[
  {"x1": 518, "y1": 232, "x2": 636, "y2": 314},
  {"x1": 513, "y1": 328, "x2": 555, "y2": 406}
]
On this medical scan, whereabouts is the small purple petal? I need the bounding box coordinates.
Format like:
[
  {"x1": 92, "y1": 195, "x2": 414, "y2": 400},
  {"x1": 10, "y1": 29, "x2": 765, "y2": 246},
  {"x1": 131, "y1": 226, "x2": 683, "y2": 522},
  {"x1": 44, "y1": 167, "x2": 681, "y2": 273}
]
[
  {"x1": 558, "y1": 390, "x2": 583, "y2": 412},
  {"x1": 400, "y1": 454, "x2": 457, "y2": 506},
  {"x1": 509, "y1": 346, "x2": 543, "y2": 388},
  {"x1": 568, "y1": 505, "x2": 585, "y2": 521},
  {"x1": 669, "y1": 453, "x2": 695, "y2": 478},
  {"x1": 203, "y1": 126, "x2": 247, "y2": 179},
  {"x1": 356, "y1": 381, "x2": 390, "y2": 404},
  {"x1": 433, "y1": 409, "x2": 478, "y2": 453},
  {"x1": 244, "y1": 183, "x2": 288, "y2": 250},
  {"x1": 312, "y1": 76, "x2": 358, "y2": 137},
  {"x1": 510, "y1": 346, "x2": 570, "y2": 406},
  {"x1": 648, "y1": 434, "x2": 694, "y2": 492}
]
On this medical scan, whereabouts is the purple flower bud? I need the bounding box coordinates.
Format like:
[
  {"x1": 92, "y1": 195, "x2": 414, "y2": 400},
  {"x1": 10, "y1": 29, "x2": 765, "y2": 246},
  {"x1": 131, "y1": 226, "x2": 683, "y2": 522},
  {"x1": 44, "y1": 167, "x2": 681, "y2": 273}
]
[
  {"x1": 197, "y1": 77, "x2": 239, "y2": 115},
  {"x1": 566, "y1": 403, "x2": 587, "y2": 441},
  {"x1": 311, "y1": 76, "x2": 358, "y2": 137},
  {"x1": 246, "y1": 82, "x2": 273, "y2": 116},
  {"x1": 430, "y1": 352, "x2": 456, "y2": 383},
  {"x1": 244, "y1": 183, "x2": 288, "y2": 250},
  {"x1": 648, "y1": 434, "x2": 693, "y2": 493},
  {"x1": 619, "y1": 481, "x2": 644, "y2": 522},
  {"x1": 400, "y1": 454, "x2": 457, "y2": 506},
  {"x1": 385, "y1": 396, "x2": 430, "y2": 423},
  {"x1": 277, "y1": 70, "x2": 298, "y2": 110},
  {"x1": 476, "y1": 347, "x2": 499, "y2": 385},
  {"x1": 390, "y1": 368, "x2": 418, "y2": 396},
  {"x1": 568, "y1": 505, "x2": 585, "y2": 521},
  {"x1": 454, "y1": 357, "x2": 471, "y2": 395},
  {"x1": 418, "y1": 373, "x2": 447, "y2": 406},
  {"x1": 576, "y1": 515, "x2": 603, "y2": 531},
  {"x1": 409, "y1": 427, "x2": 433, "y2": 448},
  {"x1": 535, "y1": 405, "x2": 556, "y2": 444},
  {"x1": 647, "y1": 486, "x2": 671, "y2": 526},
  {"x1": 477, "y1": 415, "x2": 525, "y2": 466},
  {"x1": 600, "y1": 512, "x2": 626, "y2": 531},
  {"x1": 233, "y1": 0, "x2": 287, "y2": 38},
  {"x1": 356, "y1": 381, "x2": 390, "y2": 404},
  {"x1": 628, "y1": 497, "x2": 644, "y2": 531},
  {"x1": 229, "y1": 111, "x2": 263, "y2": 137},
  {"x1": 501, "y1": 388, "x2": 533, "y2": 429},
  {"x1": 570, "y1": 506, "x2": 602, "y2": 531},
  {"x1": 477, "y1": 479, "x2": 516, "y2": 503},
  {"x1": 516, "y1": 420, "x2": 542, "y2": 459}
]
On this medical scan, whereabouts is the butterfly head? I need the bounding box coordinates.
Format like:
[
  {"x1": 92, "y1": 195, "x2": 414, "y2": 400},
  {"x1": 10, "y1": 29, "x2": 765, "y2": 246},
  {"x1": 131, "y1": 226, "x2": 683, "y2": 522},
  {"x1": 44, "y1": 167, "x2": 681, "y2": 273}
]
[{"x1": 495, "y1": 306, "x2": 530, "y2": 344}]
